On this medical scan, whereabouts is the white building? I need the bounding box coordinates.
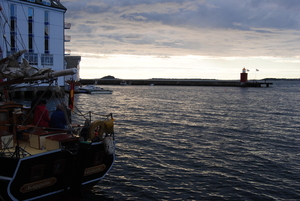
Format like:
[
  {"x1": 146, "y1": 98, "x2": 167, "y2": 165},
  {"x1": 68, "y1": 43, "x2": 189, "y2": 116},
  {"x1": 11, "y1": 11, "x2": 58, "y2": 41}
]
[{"x1": 0, "y1": 0, "x2": 70, "y2": 86}]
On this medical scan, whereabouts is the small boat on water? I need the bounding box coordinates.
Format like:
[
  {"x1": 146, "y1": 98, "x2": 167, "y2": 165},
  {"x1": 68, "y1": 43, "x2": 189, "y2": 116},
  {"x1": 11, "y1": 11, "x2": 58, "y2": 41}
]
[
  {"x1": 120, "y1": 80, "x2": 131, "y2": 86},
  {"x1": 78, "y1": 85, "x2": 113, "y2": 94},
  {"x1": 0, "y1": 51, "x2": 115, "y2": 200}
]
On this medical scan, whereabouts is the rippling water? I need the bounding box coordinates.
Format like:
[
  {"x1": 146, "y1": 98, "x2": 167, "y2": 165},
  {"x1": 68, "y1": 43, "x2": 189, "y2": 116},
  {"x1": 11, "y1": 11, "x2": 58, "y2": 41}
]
[{"x1": 73, "y1": 80, "x2": 300, "y2": 201}]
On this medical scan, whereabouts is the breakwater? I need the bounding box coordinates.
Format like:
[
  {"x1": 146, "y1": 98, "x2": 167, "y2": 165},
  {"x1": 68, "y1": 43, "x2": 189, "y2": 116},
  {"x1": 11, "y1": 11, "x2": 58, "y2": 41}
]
[{"x1": 80, "y1": 79, "x2": 273, "y2": 87}]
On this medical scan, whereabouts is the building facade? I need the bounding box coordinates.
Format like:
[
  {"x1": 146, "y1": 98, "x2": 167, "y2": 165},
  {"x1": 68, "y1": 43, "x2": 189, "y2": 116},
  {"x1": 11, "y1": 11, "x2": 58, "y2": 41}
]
[{"x1": 0, "y1": 0, "x2": 69, "y2": 86}]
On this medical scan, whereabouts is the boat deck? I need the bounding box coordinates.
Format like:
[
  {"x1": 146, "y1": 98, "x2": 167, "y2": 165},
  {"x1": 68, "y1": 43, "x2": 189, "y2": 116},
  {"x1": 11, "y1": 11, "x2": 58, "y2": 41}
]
[{"x1": 1, "y1": 141, "x2": 48, "y2": 158}]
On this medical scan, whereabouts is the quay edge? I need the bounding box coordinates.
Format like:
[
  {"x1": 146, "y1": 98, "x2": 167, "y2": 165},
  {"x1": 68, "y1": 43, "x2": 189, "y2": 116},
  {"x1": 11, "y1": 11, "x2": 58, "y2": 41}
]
[{"x1": 80, "y1": 79, "x2": 273, "y2": 87}]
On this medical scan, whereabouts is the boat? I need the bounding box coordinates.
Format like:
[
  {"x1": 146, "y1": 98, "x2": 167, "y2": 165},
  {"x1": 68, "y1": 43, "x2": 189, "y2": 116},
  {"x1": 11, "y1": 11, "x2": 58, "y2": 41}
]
[
  {"x1": 120, "y1": 80, "x2": 132, "y2": 86},
  {"x1": 0, "y1": 51, "x2": 115, "y2": 200},
  {"x1": 120, "y1": 80, "x2": 127, "y2": 86},
  {"x1": 78, "y1": 85, "x2": 113, "y2": 94}
]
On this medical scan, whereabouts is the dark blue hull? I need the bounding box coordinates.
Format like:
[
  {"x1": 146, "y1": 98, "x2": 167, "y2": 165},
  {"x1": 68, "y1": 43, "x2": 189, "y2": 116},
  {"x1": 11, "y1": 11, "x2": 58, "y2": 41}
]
[{"x1": 0, "y1": 141, "x2": 115, "y2": 201}]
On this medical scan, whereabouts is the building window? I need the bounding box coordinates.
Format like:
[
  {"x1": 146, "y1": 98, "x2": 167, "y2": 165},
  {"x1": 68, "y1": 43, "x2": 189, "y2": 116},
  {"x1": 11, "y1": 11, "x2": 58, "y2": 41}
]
[
  {"x1": 44, "y1": 11, "x2": 49, "y2": 53},
  {"x1": 28, "y1": 8, "x2": 33, "y2": 23},
  {"x1": 45, "y1": 38, "x2": 49, "y2": 53},
  {"x1": 45, "y1": 25, "x2": 49, "y2": 36},
  {"x1": 29, "y1": 37, "x2": 33, "y2": 50},
  {"x1": 42, "y1": 0, "x2": 51, "y2": 6},
  {"x1": 41, "y1": 54, "x2": 53, "y2": 66},
  {"x1": 44, "y1": 11, "x2": 49, "y2": 23},
  {"x1": 10, "y1": 4, "x2": 16, "y2": 52},
  {"x1": 24, "y1": 52, "x2": 38, "y2": 65},
  {"x1": 10, "y1": 4, "x2": 16, "y2": 17},
  {"x1": 28, "y1": 8, "x2": 34, "y2": 52}
]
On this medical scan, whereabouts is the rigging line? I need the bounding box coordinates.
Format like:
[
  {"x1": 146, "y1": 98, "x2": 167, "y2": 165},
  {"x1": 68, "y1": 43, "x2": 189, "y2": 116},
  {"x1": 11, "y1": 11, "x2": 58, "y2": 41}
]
[
  {"x1": 82, "y1": 111, "x2": 111, "y2": 118},
  {"x1": 0, "y1": 4, "x2": 26, "y2": 53},
  {"x1": 73, "y1": 104, "x2": 89, "y2": 121},
  {"x1": 3, "y1": 34, "x2": 10, "y2": 53},
  {"x1": 14, "y1": 24, "x2": 27, "y2": 53},
  {"x1": 21, "y1": 85, "x2": 53, "y2": 150},
  {"x1": 14, "y1": 26, "x2": 27, "y2": 52},
  {"x1": 0, "y1": 3, "x2": 12, "y2": 51},
  {"x1": 1, "y1": 8, "x2": 27, "y2": 53},
  {"x1": 20, "y1": 82, "x2": 58, "y2": 150},
  {"x1": 18, "y1": 1, "x2": 68, "y2": 68},
  {"x1": 0, "y1": 1, "x2": 38, "y2": 65},
  {"x1": 11, "y1": 2, "x2": 29, "y2": 52},
  {"x1": 0, "y1": 1, "x2": 10, "y2": 26},
  {"x1": 22, "y1": 81, "x2": 54, "y2": 126},
  {"x1": 52, "y1": 86, "x2": 74, "y2": 131}
]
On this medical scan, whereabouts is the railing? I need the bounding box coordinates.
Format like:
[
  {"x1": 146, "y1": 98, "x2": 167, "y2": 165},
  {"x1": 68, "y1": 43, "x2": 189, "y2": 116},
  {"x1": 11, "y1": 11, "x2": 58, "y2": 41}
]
[
  {"x1": 64, "y1": 22, "x2": 71, "y2": 29},
  {"x1": 65, "y1": 49, "x2": 71, "y2": 55},
  {"x1": 64, "y1": 35, "x2": 71, "y2": 42}
]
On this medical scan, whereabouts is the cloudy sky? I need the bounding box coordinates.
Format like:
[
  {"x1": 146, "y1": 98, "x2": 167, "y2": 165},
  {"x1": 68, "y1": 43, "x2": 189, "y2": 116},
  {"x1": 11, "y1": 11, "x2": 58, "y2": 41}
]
[{"x1": 63, "y1": 0, "x2": 300, "y2": 80}]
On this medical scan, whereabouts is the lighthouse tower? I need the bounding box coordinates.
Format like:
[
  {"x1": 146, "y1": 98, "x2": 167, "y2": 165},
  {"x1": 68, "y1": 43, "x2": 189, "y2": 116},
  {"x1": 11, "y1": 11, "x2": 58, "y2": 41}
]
[{"x1": 240, "y1": 68, "x2": 248, "y2": 84}]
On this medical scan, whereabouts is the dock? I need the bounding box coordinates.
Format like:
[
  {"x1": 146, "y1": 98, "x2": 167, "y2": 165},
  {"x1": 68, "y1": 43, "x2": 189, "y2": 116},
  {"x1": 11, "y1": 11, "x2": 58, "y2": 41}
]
[
  {"x1": 80, "y1": 79, "x2": 273, "y2": 87},
  {"x1": 9, "y1": 79, "x2": 273, "y2": 99}
]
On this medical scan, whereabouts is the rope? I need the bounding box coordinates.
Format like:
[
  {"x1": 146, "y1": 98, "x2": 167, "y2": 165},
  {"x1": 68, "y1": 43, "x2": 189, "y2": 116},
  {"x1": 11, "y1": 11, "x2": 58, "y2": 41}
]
[
  {"x1": 23, "y1": 81, "x2": 54, "y2": 126},
  {"x1": 0, "y1": 1, "x2": 41, "y2": 67},
  {"x1": 72, "y1": 109, "x2": 112, "y2": 126},
  {"x1": 74, "y1": 111, "x2": 112, "y2": 118},
  {"x1": 20, "y1": 82, "x2": 55, "y2": 150},
  {"x1": 0, "y1": 2, "x2": 26, "y2": 53},
  {"x1": 0, "y1": 2, "x2": 12, "y2": 51},
  {"x1": 51, "y1": 85, "x2": 74, "y2": 132}
]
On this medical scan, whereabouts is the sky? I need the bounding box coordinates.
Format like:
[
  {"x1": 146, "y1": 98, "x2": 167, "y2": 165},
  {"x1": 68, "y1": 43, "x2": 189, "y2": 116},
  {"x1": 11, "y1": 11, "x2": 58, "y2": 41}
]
[{"x1": 63, "y1": 0, "x2": 300, "y2": 80}]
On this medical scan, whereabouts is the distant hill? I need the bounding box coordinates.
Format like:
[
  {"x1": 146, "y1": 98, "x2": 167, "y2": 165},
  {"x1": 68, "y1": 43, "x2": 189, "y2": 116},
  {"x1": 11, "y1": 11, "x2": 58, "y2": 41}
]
[{"x1": 100, "y1": 75, "x2": 116, "y2": 79}]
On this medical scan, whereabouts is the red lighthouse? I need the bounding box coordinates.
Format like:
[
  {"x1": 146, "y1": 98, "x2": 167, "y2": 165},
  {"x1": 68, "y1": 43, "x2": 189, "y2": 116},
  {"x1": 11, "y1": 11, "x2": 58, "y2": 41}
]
[{"x1": 240, "y1": 68, "x2": 248, "y2": 84}]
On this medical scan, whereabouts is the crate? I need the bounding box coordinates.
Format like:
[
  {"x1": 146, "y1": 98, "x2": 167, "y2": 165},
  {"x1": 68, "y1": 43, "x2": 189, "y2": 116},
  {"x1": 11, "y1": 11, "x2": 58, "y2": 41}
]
[
  {"x1": 45, "y1": 134, "x2": 75, "y2": 151},
  {"x1": 0, "y1": 131, "x2": 14, "y2": 149},
  {"x1": 29, "y1": 130, "x2": 64, "y2": 150}
]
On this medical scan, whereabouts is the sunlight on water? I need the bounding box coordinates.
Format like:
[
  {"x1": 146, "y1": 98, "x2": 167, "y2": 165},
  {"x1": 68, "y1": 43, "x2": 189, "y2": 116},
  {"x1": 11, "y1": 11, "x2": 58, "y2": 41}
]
[{"x1": 78, "y1": 81, "x2": 299, "y2": 200}]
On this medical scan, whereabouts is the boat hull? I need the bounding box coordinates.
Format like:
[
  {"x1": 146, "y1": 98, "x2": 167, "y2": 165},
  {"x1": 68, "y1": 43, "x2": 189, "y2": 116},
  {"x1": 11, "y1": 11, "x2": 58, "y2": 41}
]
[
  {"x1": 77, "y1": 85, "x2": 113, "y2": 94},
  {"x1": 0, "y1": 141, "x2": 115, "y2": 201}
]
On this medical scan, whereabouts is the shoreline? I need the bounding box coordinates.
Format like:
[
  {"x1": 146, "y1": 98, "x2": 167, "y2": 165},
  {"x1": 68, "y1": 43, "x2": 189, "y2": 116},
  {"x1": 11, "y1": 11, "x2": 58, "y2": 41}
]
[{"x1": 80, "y1": 79, "x2": 274, "y2": 87}]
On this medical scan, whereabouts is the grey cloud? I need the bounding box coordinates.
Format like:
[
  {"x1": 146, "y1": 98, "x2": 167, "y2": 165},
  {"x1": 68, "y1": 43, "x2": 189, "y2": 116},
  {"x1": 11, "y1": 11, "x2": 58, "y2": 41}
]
[
  {"x1": 64, "y1": 0, "x2": 300, "y2": 57},
  {"x1": 65, "y1": 0, "x2": 300, "y2": 31},
  {"x1": 124, "y1": 34, "x2": 142, "y2": 39},
  {"x1": 253, "y1": 30, "x2": 273, "y2": 34},
  {"x1": 118, "y1": 0, "x2": 299, "y2": 30},
  {"x1": 85, "y1": 21, "x2": 98, "y2": 25},
  {"x1": 76, "y1": 24, "x2": 94, "y2": 34},
  {"x1": 100, "y1": 26, "x2": 118, "y2": 31}
]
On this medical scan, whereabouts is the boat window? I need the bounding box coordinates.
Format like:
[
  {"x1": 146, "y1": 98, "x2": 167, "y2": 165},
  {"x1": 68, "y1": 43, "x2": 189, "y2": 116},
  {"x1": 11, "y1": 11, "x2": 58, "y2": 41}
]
[
  {"x1": 53, "y1": 159, "x2": 66, "y2": 175},
  {"x1": 93, "y1": 151, "x2": 104, "y2": 165},
  {"x1": 30, "y1": 165, "x2": 45, "y2": 181}
]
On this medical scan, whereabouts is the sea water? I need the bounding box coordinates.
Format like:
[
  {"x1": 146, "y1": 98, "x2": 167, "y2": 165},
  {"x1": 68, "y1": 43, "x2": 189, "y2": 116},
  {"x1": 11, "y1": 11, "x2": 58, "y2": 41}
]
[{"x1": 73, "y1": 80, "x2": 300, "y2": 200}]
